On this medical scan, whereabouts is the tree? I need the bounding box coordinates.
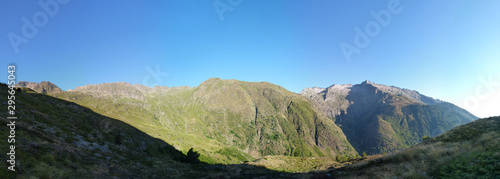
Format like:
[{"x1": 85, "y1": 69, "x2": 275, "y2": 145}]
[
  {"x1": 362, "y1": 151, "x2": 367, "y2": 157},
  {"x1": 186, "y1": 148, "x2": 200, "y2": 163}
]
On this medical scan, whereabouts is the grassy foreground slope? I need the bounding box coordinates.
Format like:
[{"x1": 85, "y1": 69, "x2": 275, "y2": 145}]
[
  {"x1": 0, "y1": 83, "x2": 204, "y2": 178},
  {"x1": 51, "y1": 78, "x2": 357, "y2": 164},
  {"x1": 323, "y1": 116, "x2": 500, "y2": 178}
]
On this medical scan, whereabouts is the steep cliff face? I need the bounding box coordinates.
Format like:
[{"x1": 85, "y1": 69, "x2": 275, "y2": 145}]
[{"x1": 301, "y1": 80, "x2": 478, "y2": 154}]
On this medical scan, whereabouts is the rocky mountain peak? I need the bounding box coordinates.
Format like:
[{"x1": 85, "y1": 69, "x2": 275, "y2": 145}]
[
  {"x1": 361, "y1": 80, "x2": 373, "y2": 85},
  {"x1": 299, "y1": 87, "x2": 326, "y2": 97},
  {"x1": 17, "y1": 81, "x2": 62, "y2": 94}
]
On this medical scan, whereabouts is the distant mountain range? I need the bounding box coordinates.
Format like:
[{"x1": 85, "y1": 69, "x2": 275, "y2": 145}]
[{"x1": 16, "y1": 78, "x2": 477, "y2": 161}]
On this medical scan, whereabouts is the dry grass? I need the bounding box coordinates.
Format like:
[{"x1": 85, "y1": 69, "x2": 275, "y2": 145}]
[
  {"x1": 322, "y1": 117, "x2": 500, "y2": 178},
  {"x1": 247, "y1": 155, "x2": 377, "y2": 173}
]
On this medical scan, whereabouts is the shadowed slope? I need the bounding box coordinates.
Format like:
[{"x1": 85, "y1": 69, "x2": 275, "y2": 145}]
[{"x1": 0, "y1": 83, "x2": 200, "y2": 178}]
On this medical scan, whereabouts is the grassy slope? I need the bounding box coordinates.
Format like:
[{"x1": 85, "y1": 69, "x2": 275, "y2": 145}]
[
  {"x1": 0, "y1": 84, "x2": 316, "y2": 178},
  {"x1": 248, "y1": 155, "x2": 377, "y2": 173},
  {"x1": 0, "y1": 84, "x2": 207, "y2": 178},
  {"x1": 52, "y1": 78, "x2": 357, "y2": 164},
  {"x1": 323, "y1": 116, "x2": 500, "y2": 178}
]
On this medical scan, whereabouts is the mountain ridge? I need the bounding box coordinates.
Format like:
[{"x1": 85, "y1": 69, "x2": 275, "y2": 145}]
[
  {"x1": 300, "y1": 80, "x2": 478, "y2": 154},
  {"x1": 18, "y1": 79, "x2": 478, "y2": 157},
  {"x1": 43, "y1": 78, "x2": 358, "y2": 164},
  {"x1": 4, "y1": 78, "x2": 495, "y2": 178}
]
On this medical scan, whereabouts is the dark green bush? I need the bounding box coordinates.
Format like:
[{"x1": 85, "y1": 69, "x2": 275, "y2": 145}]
[
  {"x1": 438, "y1": 151, "x2": 500, "y2": 178},
  {"x1": 186, "y1": 148, "x2": 200, "y2": 163}
]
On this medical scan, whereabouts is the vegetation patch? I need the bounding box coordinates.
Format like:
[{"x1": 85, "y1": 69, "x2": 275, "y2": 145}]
[{"x1": 438, "y1": 151, "x2": 500, "y2": 178}]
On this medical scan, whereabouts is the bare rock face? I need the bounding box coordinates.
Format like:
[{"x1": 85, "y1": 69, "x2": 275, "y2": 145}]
[
  {"x1": 301, "y1": 80, "x2": 478, "y2": 154},
  {"x1": 17, "y1": 81, "x2": 62, "y2": 94},
  {"x1": 17, "y1": 81, "x2": 38, "y2": 89},
  {"x1": 300, "y1": 84, "x2": 352, "y2": 117}
]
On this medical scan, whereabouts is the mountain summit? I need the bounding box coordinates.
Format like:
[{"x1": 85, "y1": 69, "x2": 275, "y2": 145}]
[
  {"x1": 17, "y1": 81, "x2": 61, "y2": 94},
  {"x1": 301, "y1": 81, "x2": 478, "y2": 154}
]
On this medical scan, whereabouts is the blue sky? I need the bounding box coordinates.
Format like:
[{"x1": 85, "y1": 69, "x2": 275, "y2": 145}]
[{"x1": 2, "y1": 0, "x2": 500, "y2": 118}]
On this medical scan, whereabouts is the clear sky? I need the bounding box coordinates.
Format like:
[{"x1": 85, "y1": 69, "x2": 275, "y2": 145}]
[{"x1": 2, "y1": 0, "x2": 500, "y2": 118}]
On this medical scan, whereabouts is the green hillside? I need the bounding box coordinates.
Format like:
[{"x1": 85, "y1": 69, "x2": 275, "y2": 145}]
[
  {"x1": 0, "y1": 83, "x2": 311, "y2": 178},
  {"x1": 324, "y1": 116, "x2": 500, "y2": 178},
  {"x1": 51, "y1": 78, "x2": 357, "y2": 164},
  {"x1": 0, "y1": 83, "x2": 200, "y2": 178}
]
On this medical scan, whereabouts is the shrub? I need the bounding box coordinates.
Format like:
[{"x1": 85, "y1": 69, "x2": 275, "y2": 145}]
[
  {"x1": 64, "y1": 136, "x2": 74, "y2": 144},
  {"x1": 293, "y1": 149, "x2": 301, "y2": 157},
  {"x1": 186, "y1": 148, "x2": 200, "y2": 163},
  {"x1": 114, "y1": 135, "x2": 123, "y2": 145},
  {"x1": 362, "y1": 151, "x2": 367, "y2": 157},
  {"x1": 438, "y1": 151, "x2": 500, "y2": 178}
]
